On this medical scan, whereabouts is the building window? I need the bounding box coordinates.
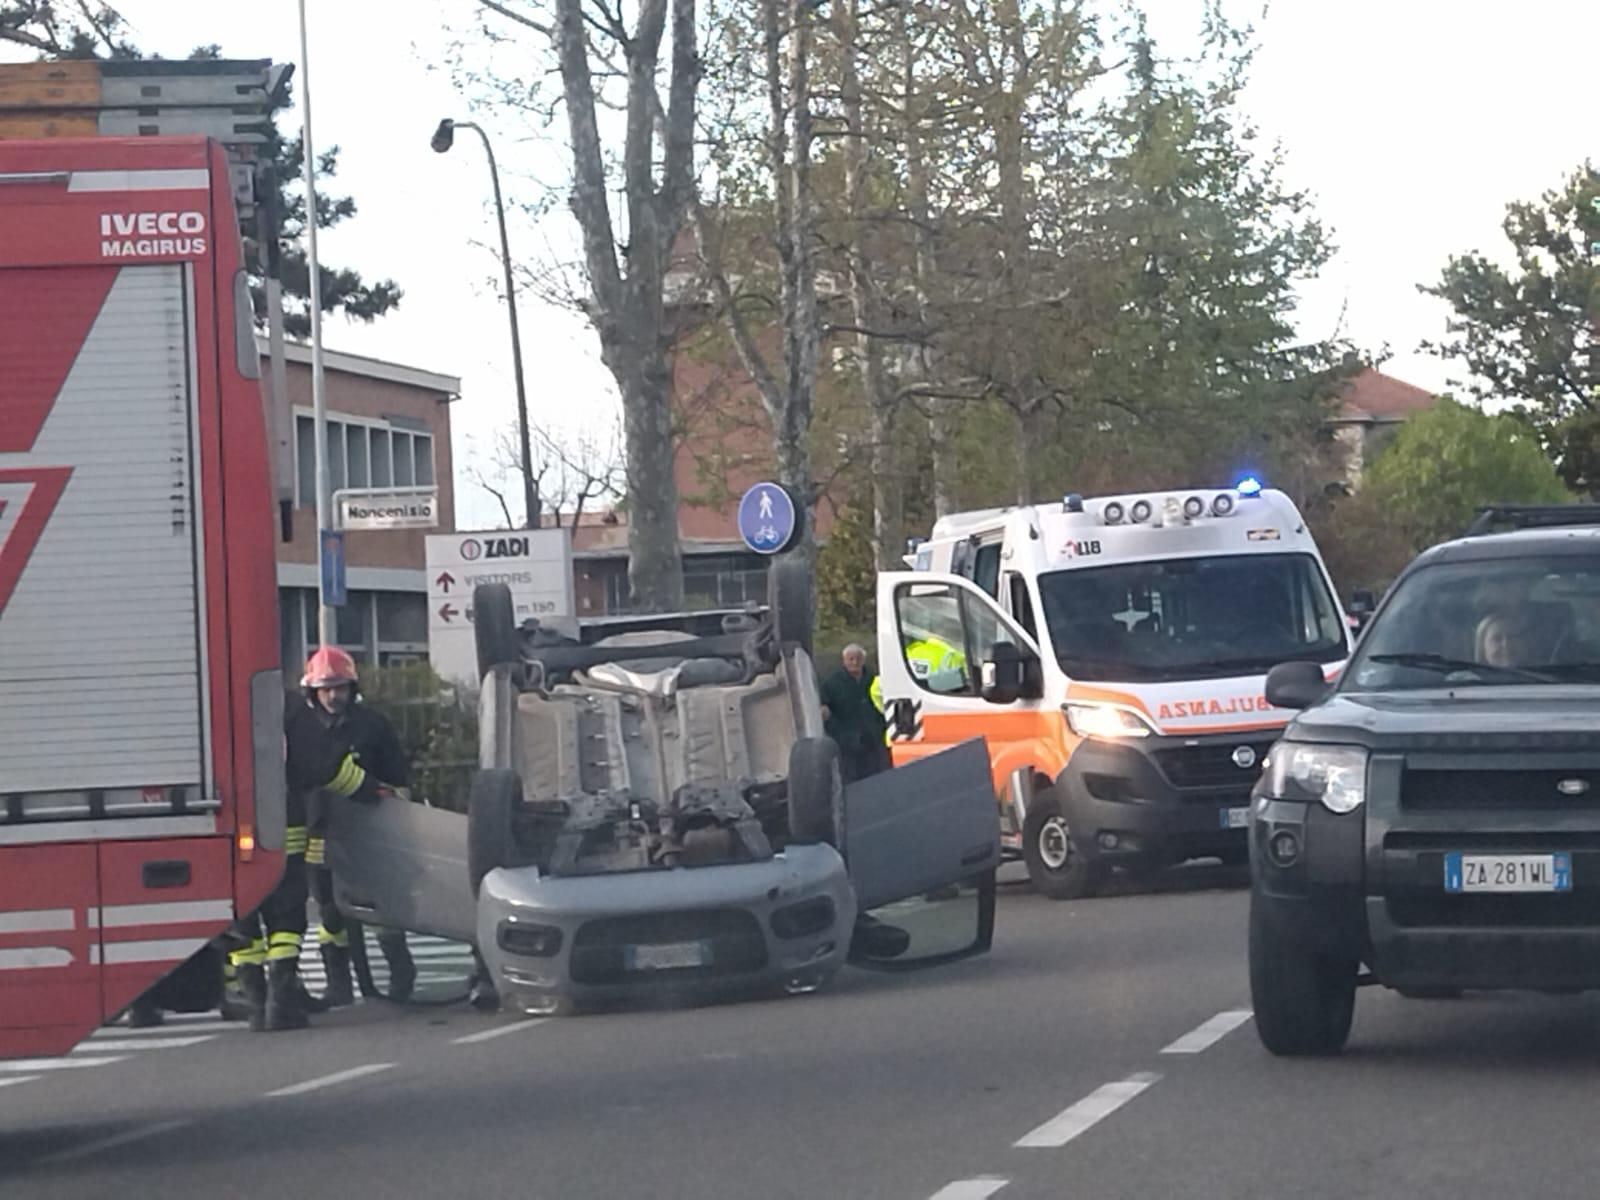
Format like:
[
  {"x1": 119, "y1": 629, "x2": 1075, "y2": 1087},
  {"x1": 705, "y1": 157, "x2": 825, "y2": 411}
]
[
  {"x1": 294, "y1": 415, "x2": 433, "y2": 506},
  {"x1": 281, "y1": 588, "x2": 433, "y2": 675}
]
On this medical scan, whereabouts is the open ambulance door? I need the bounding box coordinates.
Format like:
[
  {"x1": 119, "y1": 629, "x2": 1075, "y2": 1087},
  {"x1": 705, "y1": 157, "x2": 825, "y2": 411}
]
[{"x1": 874, "y1": 571, "x2": 1048, "y2": 763}]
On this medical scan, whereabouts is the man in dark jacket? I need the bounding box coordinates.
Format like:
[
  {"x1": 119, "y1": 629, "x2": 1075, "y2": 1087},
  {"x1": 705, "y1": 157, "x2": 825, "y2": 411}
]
[
  {"x1": 818, "y1": 644, "x2": 889, "y2": 783},
  {"x1": 291, "y1": 647, "x2": 417, "y2": 1007}
]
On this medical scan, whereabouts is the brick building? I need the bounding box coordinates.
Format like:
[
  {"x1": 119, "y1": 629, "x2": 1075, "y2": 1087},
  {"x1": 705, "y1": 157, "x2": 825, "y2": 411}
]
[{"x1": 268, "y1": 339, "x2": 458, "y2": 671}]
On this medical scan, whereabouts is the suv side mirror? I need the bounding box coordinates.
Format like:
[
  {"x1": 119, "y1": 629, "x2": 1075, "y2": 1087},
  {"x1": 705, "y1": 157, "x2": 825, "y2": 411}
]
[
  {"x1": 1265, "y1": 661, "x2": 1328, "y2": 711},
  {"x1": 981, "y1": 641, "x2": 1040, "y2": 704}
]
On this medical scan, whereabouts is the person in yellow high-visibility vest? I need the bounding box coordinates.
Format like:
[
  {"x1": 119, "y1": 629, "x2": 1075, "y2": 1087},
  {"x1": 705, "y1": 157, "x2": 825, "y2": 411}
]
[{"x1": 870, "y1": 636, "x2": 967, "y2": 743}]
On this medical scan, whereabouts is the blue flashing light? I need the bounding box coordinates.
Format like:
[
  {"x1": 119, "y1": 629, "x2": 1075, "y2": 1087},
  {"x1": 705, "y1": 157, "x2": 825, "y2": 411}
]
[{"x1": 1236, "y1": 476, "x2": 1264, "y2": 498}]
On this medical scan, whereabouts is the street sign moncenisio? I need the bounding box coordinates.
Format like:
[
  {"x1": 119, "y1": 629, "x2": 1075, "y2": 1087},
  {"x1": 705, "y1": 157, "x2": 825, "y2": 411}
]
[{"x1": 737, "y1": 482, "x2": 799, "y2": 555}]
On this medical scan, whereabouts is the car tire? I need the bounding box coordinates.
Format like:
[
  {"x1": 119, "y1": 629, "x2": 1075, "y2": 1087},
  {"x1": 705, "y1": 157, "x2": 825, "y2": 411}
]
[
  {"x1": 474, "y1": 582, "x2": 520, "y2": 683},
  {"x1": 1022, "y1": 789, "x2": 1103, "y2": 900},
  {"x1": 768, "y1": 552, "x2": 814, "y2": 655},
  {"x1": 1249, "y1": 892, "x2": 1358, "y2": 1056},
  {"x1": 469, "y1": 768, "x2": 522, "y2": 897},
  {"x1": 788, "y1": 736, "x2": 844, "y2": 850}
]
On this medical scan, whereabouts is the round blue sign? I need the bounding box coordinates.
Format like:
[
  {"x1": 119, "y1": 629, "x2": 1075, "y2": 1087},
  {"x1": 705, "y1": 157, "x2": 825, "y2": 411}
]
[{"x1": 737, "y1": 482, "x2": 798, "y2": 555}]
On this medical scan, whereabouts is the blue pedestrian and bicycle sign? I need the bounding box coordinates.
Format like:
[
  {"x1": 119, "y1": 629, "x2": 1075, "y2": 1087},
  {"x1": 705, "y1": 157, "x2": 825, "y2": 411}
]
[{"x1": 737, "y1": 482, "x2": 799, "y2": 555}]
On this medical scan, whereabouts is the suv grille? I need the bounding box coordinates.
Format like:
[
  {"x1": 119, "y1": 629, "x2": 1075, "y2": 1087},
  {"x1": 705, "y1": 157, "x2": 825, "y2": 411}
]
[
  {"x1": 569, "y1": 908, "x2": 767, "y2": 985},
  {"x1": 1152, "y1": 740, "x2": 1275, "y2": 790},
  {"x1": 1402, "y1": 768, "x2": 1600, "y2": 810}
]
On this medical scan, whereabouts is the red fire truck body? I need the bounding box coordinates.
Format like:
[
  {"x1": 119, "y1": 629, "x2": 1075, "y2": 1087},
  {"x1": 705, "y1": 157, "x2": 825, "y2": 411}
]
[{"x1": 0, "y1": 136, "x2": 285, "y2": 1058}]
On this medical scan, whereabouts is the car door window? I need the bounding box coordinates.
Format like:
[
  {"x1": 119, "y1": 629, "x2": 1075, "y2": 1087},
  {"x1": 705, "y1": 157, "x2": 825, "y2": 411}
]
[
  {"x1": 1008, "y1": 573, "x2": 1038, "y2": 640},
  {"x1": 961, "y1": 588, "x2": 1008, "y2": 663},
  {"x1": 973, "y1": 543, "x2": 1002, "y2": 598},
  {"x1": 894, "y1": 583, "x2": 973, "y2": 695}
]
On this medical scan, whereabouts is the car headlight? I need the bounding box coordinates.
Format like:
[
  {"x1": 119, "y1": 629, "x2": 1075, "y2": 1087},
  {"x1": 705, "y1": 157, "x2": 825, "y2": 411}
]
[
  {"x1": 1064, "y1": 703, "x2": 1155, "y2": 740},
  {"x1": 1263, "y1": 743, "x2": 1368, "y2": 814}
]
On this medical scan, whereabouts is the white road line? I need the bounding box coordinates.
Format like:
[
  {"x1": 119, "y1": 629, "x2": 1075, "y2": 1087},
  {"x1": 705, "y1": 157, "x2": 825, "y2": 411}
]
[
  {"x1": 95, "y1": 1022, "x2": 243, "y2": 1038},
  {"x1": 928, "y1": 1178, "x2": 1009, "y2": 1200},
  {"x1": 0, "y1": 1056, "x2": 126, "y2": 1073},
  {"x1": 0, "y1": 1075, "x2": 41, "y2": 1088},
  {"x1": 1014, "y1": 1073, "x2": 1161, "y2": 1149},
  {"x1": 265, "y1": 1062, "x2": 395, "y2": 1098},
  {"x1": 38, "y1": 1118, "x2": 194, "y2": 1165},
  {"x1": 73, "y1": 1036, "x2": 216, "y2": 1053},
  {"x1": 1161, "y1": 1009, "x2": 1254, "y2": 1055},
  {"x1": 452, "y1": 1019, "x2": 547, "y2": 1046}
]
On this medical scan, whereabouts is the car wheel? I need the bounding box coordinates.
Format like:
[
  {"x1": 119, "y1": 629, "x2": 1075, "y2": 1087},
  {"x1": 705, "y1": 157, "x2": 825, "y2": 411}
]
[
  {"x1": 474, "y1": 582, "x2": 521, "y2": 682},
  {"x1": 468, "y1": 769, "x2": 522, "y2": 897},
  {"x1": 1249, "y1": 892, "x2": 1357, "y2": 1056},
  {"x1": 788, "y1": 736, "x2": 844, "y2": 851},
  {"x1": 768, "y1": 551, "x2": 813, "y2": 655},
  {"x1": 1022, "y1": 790, "x2": 1103, "y2": 900}
]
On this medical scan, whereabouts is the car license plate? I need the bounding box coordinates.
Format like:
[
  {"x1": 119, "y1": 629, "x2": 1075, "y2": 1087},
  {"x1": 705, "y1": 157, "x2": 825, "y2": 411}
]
[
  {"x1": 1444, "y1": 852, "x2": 1573, "y2": 893},
  {"x1": 624, "y1": 940, "x2": 710, "y2": 971},
  {"x1": 1220, "y1": 806, "x2": 1250, "y2": 830}
]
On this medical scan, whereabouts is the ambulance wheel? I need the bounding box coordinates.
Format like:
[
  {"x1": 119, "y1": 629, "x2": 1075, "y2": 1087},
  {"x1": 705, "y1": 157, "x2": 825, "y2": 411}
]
[
  {"x1": 768, "y1": 553, "x2": 813, "y2": 655},
  {"x1": 474, "y1": 583, "x2": 521, "y2": 681},
  {"x1": 787, "y1": 736, "x2": 845, "y2": 851},
  {"x1": 1022, "y1": 791, "x2": 1102, "y2": 900},
  {"x1": 469, "y1": 769, "x2": 522, "y2": 897}
]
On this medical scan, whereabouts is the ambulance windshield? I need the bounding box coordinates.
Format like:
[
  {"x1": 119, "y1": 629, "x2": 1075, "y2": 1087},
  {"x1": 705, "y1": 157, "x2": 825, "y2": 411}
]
[{"x1": 1037, "y1": 553, "x2": 1347, "y2": 682}]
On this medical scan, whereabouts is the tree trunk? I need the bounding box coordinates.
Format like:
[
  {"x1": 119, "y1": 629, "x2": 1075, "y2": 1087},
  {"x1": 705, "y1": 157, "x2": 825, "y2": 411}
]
[
  {"x1": 838, "y1": 0, "x2": 901, "y2": 569},
  {"x1": 610, "y1": 342, "x2": 683, "y2": 612},
  {"x1": 1014, "y1": 402, "x2": 1038, "y2": 506},
  {"x1": 929, "y1": 397, "x2": 960, "y2": 518}
]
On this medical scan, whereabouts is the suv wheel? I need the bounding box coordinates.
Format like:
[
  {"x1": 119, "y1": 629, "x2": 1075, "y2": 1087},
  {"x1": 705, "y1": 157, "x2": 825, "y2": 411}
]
[
  {"x1": 468, "y1": 769, "x2": 523, "y2": 897},
  {"x1": 1022, "y1": 790, "x2": 1103, "y2": 900},
  {"x1": 474, "y1": 582, "x2": 521, "y2": 682},
  {"x1": 1249, "y1": 893, "x2": 1358, "y2": 1055},
  {"x1": 788, "y1": 737, "x2": 844, "y2": 850}
]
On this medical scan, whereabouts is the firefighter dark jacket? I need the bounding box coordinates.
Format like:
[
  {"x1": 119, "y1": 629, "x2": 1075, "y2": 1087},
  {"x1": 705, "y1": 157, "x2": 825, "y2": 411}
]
[{"x1": 285, "y1": 696, "x2": 410, "y2": 829}]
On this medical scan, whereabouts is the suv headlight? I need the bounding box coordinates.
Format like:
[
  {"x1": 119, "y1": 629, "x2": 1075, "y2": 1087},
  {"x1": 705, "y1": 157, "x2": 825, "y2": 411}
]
[
  {"x1": 1064, "y1": 703, "x2": 1155, "y2": 740},
  {"x1": 1263, "y1": 744, "x2": 1368, "y2": 814}
]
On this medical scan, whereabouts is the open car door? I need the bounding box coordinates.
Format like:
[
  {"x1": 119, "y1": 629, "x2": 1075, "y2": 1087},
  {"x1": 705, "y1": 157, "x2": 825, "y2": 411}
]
[
  {"x1": 326, "y1": 797, "x2": 478, "y2": 947},
  {"x1": 843, "y1": 737, "x2": 1000, "y2": 970}
]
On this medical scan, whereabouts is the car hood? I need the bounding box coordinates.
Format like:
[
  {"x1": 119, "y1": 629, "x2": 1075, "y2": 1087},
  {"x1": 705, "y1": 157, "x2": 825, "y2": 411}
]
[{"x1": 1289, "y1": 687, "x2": 1600, "y2": 749}]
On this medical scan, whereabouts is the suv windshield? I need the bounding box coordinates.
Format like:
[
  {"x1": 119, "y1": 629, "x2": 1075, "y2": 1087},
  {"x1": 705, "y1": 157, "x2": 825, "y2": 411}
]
[
  {"x1": 1037, "y1": 553, "x2": 1347, "y2": 683},
  {"x1": 1345, "y1": 555, "x2": 1600, "y2": 692}
]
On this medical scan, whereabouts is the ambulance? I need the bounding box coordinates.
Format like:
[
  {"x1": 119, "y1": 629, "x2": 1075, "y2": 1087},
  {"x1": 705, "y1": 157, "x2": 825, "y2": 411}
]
[{"x1": 874, "y1": 481, "x2": 1352, "y2": 898}]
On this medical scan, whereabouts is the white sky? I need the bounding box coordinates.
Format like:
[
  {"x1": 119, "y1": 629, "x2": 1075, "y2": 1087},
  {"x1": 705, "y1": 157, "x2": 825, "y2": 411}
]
[{"x1": 39, "y1": 2, "x2": 1600, "y2": 524}]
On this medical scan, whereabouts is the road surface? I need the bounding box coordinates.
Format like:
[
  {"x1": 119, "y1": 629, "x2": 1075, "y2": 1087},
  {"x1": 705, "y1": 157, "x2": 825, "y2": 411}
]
[{"x1": 5, "y1": 864, "x2": 1597, "y2": 1199}]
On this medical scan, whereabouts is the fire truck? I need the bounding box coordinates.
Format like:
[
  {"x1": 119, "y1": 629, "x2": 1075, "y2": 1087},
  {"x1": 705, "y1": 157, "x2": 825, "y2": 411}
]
[
  {"x1": 874, "y1": 481, "x2": 1353, "y2": 899},
  {"x1": 0, "y1": 129, "x2": 286, "y2": 1057}
]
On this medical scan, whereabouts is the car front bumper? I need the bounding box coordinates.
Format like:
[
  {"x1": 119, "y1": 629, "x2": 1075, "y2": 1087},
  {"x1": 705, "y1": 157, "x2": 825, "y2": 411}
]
[
  {"x1": 1054, "y1": 732, "x2": 1277, "y2": 868},
  {"x1": 476, "y1": 842, "x2": 857, "y2": 1011}
]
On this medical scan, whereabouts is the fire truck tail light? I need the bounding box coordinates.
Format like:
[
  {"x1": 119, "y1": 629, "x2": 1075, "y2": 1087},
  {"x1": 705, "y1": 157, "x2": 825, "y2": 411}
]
[{"x1": 238, "y1": 828, "x2": 255, "y2": 861}]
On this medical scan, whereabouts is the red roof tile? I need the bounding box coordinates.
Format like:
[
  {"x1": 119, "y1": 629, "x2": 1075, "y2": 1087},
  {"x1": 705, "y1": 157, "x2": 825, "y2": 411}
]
[{"x1": 1337, "y1": 367, "x2": 1436, "y2": 422}]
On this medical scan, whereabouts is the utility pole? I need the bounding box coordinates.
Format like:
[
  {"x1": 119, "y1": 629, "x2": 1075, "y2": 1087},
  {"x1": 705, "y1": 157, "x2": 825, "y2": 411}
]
[{"x1": 298, "y1": 0, "x2": 335, "y2": 645}]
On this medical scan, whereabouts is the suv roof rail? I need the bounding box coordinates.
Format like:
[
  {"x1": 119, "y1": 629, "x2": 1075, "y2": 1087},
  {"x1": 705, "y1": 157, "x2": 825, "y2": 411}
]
[{"x1": 1465, "y1": 504, "x2": 1600, "y2": 536}]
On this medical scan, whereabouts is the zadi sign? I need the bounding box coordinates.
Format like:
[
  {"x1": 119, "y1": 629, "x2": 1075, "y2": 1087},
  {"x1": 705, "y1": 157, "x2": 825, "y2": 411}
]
[
  {"x1": 336, "y1": 488, "x2": 439, "y2": 531},
  {"x1": 424, "y1": 528, "x2": 576, "y2": 686}
]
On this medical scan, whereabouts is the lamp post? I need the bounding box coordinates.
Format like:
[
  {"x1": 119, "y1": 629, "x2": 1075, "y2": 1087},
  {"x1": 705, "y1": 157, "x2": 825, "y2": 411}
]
[{"x1": 431, "y1": 118, "x2": 538, "y2": 530}]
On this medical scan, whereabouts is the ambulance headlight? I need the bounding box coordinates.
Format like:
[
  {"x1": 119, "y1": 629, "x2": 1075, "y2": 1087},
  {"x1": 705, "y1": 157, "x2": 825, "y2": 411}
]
[
  {"x1": 1064, "y1": 703, "x2": 1156, "y2": 740},
  {"x1": 1183, "y1": 496, "x2": 1205, "y2": 519},
  {"x1": 1103, "y1": 501, "x2": 1125, "y2": 525},
  {"x1": 1212, "y1": 494, "x2": 1235, "y2": 517},
  {"x1": 1130, "y1": 499, "x2": 1153, "y2": 523}
]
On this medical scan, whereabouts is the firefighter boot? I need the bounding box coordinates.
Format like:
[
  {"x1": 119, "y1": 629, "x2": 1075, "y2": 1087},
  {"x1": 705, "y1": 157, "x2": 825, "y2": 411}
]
[
  {"x1": 237, "y1": 963, "x2": 268, "y2": 1033},
  {"x1": 264, "y1": 960, "x2": 310, "y2": 1032},
  {"x1": 319, "y1": 943, "x2": 355, "y2": 1008},
  {"x1": 380, "y1": 932, "x2": 416, "y2": 1003}
]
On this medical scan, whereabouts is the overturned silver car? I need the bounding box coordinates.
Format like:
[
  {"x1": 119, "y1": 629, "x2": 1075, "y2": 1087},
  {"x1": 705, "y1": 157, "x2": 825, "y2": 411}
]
[{"x1": 329, "y1": 562, "x2": 1000, "y2": 1016}]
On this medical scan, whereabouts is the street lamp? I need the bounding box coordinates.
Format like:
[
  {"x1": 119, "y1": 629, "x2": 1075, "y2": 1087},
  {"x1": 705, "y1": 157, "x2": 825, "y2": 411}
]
[{"x1": 431, "y1": 117, "x2": 539, "y2": 530}]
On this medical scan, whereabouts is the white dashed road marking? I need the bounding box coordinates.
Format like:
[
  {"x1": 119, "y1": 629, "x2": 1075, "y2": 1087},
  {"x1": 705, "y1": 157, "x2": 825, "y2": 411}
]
[
  {"x1": 0, "y1": 1075, "x2": 41, "y2": 1088},
  {"x1": 0, "y1": 1056, "x2": 126, "y2": 1072},
  {"x1": 1014, "y1": 1073, "x2": 1161, "y2": 1148},
  {"x1": 72, "y1": 1035, "x2": 217, "y2": 1053},
  {"x1": 1161, "y1": 1009, "x2": 1254, "y2": 1055},
  {"x1": 928, "y1": 1178, "x2": 1010, "y2": 1199},
  {"x1": 452, "y1": 1018, "x2": 547, "y2": 1045},
  {"x1": 265, "y1": 1062, "x2": 396, "y2": 1097},
  {"x1": 39, "y1": 1118, "x2": 194, "y2": 1165}
]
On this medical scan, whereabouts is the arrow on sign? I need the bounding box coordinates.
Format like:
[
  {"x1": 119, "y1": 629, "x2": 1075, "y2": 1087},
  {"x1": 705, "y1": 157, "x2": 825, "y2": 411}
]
[
  {"x1": 435, "y1": 571, "x2": 456, "y2": 593},
  {"x1": 438, "y1": 603, "x2": 459, "y2": 623}
]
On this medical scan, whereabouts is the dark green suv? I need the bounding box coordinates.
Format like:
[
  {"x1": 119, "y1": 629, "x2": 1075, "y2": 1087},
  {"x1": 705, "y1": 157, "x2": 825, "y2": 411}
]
[{"x1": 1249, "y1": 506, "x2": 1600, "y2": 1055}]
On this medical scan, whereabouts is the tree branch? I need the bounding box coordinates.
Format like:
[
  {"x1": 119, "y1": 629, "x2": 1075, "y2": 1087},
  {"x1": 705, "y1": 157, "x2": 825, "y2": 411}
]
[{"x1": 478, "y1": 0, "x2": 554, "y2": 36}]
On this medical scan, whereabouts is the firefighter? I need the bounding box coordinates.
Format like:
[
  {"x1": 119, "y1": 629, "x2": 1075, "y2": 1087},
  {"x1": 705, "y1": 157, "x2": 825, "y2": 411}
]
[{"x1": 292, "y1": 647, "x2": 418, "y2": 1008}]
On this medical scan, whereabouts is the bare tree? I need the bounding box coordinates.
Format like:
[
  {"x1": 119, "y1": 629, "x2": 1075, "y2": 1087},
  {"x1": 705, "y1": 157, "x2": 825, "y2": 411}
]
[
  {"x1": 473, "y1": 0, "x2": 699, "y2": 610},
  {"x1": 696, "y1": 0, "x2": 823, "y2": 574},
  {"x1": 468, "y1": 417, "x2": 626, "y2": 530}
]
